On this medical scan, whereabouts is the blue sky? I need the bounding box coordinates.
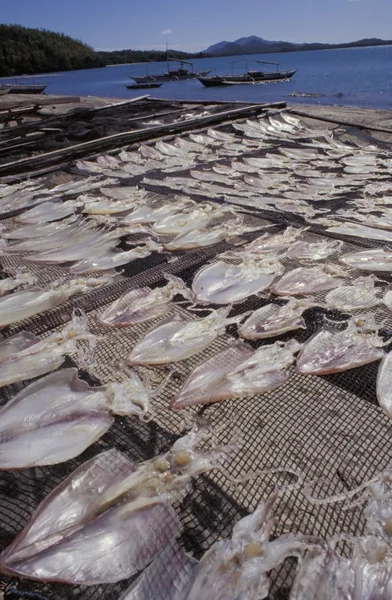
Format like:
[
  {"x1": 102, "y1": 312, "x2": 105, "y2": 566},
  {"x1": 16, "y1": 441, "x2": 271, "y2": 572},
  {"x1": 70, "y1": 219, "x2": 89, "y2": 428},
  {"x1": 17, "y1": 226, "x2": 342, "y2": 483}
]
[{"x1": 2, "y1": 0, "x2": 391, "y2": 52}]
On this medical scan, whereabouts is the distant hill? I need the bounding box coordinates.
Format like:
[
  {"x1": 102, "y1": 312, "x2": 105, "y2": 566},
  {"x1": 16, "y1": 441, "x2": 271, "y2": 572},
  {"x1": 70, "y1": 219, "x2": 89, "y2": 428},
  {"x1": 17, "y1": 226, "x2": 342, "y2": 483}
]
[
  {"x1": 0, "y1": 24, "x2": 104, "y2": 77},
  {"x1": 204, "y1": 35, "x2": 392, "y2": 56}
]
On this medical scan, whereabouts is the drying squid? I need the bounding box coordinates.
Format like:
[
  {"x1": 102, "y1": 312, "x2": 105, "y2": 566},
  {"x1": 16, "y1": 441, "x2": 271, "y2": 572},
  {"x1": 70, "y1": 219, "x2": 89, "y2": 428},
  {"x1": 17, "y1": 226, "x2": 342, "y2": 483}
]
[
  {"x1": 0, "y1": 427, "x2": 233, "y2": 584},
  {"x1": 339, "y1": 248, "x2": 392, "y2": 272},
  {"x1": 0, "y1": 276, "x2": 114, "y2": 327},
  {"x1": 122, "y1": 198, "x2": 194, "y2": 225},
  {"x1": 0, "y1": 331, "x2": 39, "y2": 362},
  {"x1": 98, "y1": 275, "x2": 190, "y2": 327},
  {"x1": 291, "y1": 465, "x2": 392, "y2": 599},
  {"x1": 245, "y1": 227, "x2": 303, "y2": 253},
  {"x1": 171, "y1": 339, "x2": 300, "y2": 409},
  {"x1": 163, "y1": 222, "x2": 260, "y2": 252},
  {"x1": 2, "y1": 215, "x2": 84, "y2": 241},
  {"x1": 127, "y1": 307, "x2": 245, "y2": 365},
  {"x1": 81, "y1": 197, "x2": 136, "y2": 215},
  {"x1": 151, "y1": 204, "x2": 218, "y2": 235},
  {"x1": 376, "y1": 349, "x2": 392, "y2": 419},
  {"x1": 285, "y1": 239, "x2": 343, "y2": 261},
  {"x1": 296, "y1": 315, "x2": 385, "y2": 375},
  {"x1": 120, "y1": 542, "x2": 197, "y2": 600},
  {"x1": 0, "y1": 270, "x2": 37, "y2": 297},
  {"x1": 23, "y1": 232, "x2": 121, "y2": 264},
  {"x1": 124, "y1": 492, "x2": 318, "y2": 600},
  {"x1": 383, "y1": 284, "x2": 392, "y2": 311},
  {"x1": 327, "y1": 222, "x2": 392, "y2": 242},
  {"x1": 238, "y1": 298, "x2": 316, "y2": 340},
  {"x1": 15, "y1": 200, "x2": 78, "y2": 224},
  {"x1": 163, "y1": 225, "x2": 230, "y2": 251},
  {"x1": 271, "y1": 265, "x2": 345, "y2": 296},
  {"x1": 0, "y1": 366, "x2": 151, "y2": 469},
  {"x1": 0, "y1": 312, "x2": 97, "y2": 388},
  {"x1": 191, "y1": 255, "x2": 284, "y2": 305},
  {"x1": 70, "y1": 240, "x2": 163, "y2": 274},
  {"x1": 325, "y1": 277, "x2": 382, "y2": 311},
  {"x1": 5, "y1": 219, "x2": 95, "y2": 252}
]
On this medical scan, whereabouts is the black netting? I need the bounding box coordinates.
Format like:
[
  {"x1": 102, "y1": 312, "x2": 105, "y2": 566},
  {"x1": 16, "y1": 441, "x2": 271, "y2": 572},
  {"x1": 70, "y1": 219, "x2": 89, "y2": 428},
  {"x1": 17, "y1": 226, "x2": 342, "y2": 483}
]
[{"x1": 1, "y1": 110, "x2": 392, "y2": 599}]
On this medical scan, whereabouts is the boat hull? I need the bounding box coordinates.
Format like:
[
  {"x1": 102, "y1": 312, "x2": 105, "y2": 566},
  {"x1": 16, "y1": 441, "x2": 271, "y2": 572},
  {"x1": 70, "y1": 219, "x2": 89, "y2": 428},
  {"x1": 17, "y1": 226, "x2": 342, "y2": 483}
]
[
  {"x1": 198, "y1": 69, "x2": 297, "y2": 87},
  {"x1": 131, "y1": 69, "x2": 212, "y2": 83},
  {"x1": 125, "y1": 82, "x2": 163, "y2": 89},
  {"x1": 3, "y1": 84, "x2": 47, "y2": 94}
]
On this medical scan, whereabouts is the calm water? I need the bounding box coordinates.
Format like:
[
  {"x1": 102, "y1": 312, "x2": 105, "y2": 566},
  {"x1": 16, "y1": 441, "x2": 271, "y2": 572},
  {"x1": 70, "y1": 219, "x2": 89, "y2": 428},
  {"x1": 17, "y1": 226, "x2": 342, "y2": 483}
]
[{"x1": 2, "y1": 46, "x2": 392, "y2": 109}]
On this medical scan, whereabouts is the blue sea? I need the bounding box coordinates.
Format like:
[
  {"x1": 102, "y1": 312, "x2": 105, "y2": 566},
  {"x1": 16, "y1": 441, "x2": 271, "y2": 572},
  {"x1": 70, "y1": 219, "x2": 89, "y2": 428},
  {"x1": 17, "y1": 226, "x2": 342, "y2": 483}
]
[{"x1": 2, "y1": 45, "x2": 392, "y2": 109}]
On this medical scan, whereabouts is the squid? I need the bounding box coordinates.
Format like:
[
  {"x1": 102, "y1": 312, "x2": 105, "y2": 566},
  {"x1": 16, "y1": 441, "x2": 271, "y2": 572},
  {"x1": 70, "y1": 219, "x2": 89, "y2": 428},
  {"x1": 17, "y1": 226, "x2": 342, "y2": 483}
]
[
  {"x1": 98, "y1": 275, "x2": 190, "y2": 328},
  {"x1": 151, "y1": 204, "x2": 222, "y2": 235},
  {"x1": 123, "y1": 492, "x2": 319, "y2": 600},
  {"x1": 127, "y1": 307, "x2": 245, "y2": 366},
  {"x1": 339, "y1": 248, "x2": 392, "y2": 272},
  {"x1": 171, "y1": 339, "x2": 300, "y2": 409},
  {"x1": 0, "y1": 312, "x2": 97, "y2": 388},
  {"x1": 0, "y1": 276, "x2": 114, "y2": 327},
  {"x1": 325, "y1": 277, "x2": 382, "y2": 312},
  {"x1": 245, "y1": 227, "x2": 303, "y2": 253},
  {"x1": 191, "y1": 255, "x2": 284, "y2": 305},
  {"x1": 271, "y1": 265, "x2": 345, "y2": 296},
  {"x1": 2, "y1": 215, "x2": 80, "y2": 240},
  {"x1": 285, "y1": 239, "x2": 343, "y2": 261},
  {"x1": 327, "y1": 222, "x2": 392, "y2": 243},
  {"x1": 296, "y1": 315, "x2": 385, "y2": 375},
  {"x1": 22, "y1": 230, "x2": 121, "y2": 263},
  {"x1": 70, "y1": 240, "x2": 163, "y2": 275},
  {"x1": 122, "y1": 198, "x2": 194, "y2": 225},
  {"x1": 0, "y1": 427, "x2": 233, "y2": 584},
  {"x1": 292, "y1": 465, "x2": 392, "y2": 599},
  {"x1": 15, "y1": 200, "x2": 78, "y2": 224},
  {"x1": 239, "y1": 298, "x2": 316, "y2": 340},
  {"x1": 0, "y1": 270, "x2": 37, "y2": 298},
  {"x1": 0, "y1": 366, "x2": 151, "y2": 469}
]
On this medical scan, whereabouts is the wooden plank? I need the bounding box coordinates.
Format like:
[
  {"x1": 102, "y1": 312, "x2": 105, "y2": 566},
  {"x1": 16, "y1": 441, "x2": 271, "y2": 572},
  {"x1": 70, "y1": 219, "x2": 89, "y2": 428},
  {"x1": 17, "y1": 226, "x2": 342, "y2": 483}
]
[
  {"x1": 0, "y1": 96, "x2": 81, "y2": 111},
  {"x1": 288, "y1": 108, "x2": 392, "y2": 135},
  {"x1": 0, "y1": 101, "x2": 286, "y2": 177},
  {"x1": 0, "y1": 95, "x2": 153, "y2": 141}
]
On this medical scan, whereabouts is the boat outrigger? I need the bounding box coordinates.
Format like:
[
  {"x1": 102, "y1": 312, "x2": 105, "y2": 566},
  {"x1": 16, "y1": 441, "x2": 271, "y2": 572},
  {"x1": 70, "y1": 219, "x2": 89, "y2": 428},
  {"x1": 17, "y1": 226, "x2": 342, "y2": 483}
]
[
  {"x1": 130, "y1": 59, "x2": 212, "y2": 83},
  {"x1": 125, "y1": 82, "x2": 163, "y2": 90},
  {"x1": 197, "y1": 60, "x2": 297, "y2": 87}
]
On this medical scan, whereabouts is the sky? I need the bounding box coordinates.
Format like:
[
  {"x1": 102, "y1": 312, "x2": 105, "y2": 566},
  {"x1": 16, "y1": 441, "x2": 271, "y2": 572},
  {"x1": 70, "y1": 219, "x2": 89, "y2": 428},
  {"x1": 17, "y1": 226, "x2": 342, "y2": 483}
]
[{"x1": 1, "y1": 0, "x2": 392, "y2": 52}]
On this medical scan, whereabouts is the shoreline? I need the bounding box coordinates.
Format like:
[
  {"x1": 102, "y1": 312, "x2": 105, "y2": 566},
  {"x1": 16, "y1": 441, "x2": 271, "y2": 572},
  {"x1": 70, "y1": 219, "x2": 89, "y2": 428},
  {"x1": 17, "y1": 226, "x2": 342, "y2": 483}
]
[{"x1": 2, "y1": 92, "x2": 392, "y2": 125}]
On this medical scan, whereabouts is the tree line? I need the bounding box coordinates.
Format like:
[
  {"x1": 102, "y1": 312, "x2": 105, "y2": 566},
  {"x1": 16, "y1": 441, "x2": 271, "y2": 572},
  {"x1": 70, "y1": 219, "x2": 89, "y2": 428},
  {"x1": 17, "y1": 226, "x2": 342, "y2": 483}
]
[{"x1": 0, "y1": 25, "x2": 207, "y2": 77}]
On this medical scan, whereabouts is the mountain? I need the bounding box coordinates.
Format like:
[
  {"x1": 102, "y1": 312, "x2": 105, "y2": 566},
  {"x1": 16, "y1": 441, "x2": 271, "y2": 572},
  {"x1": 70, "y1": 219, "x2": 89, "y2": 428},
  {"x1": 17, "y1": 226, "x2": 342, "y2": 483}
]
[
  {"x1": 204, "y1": 35, "x2": 392, "y2": 56},
  {"x1": 235, "y1": 35, "x2": 277, "y2": 47}
]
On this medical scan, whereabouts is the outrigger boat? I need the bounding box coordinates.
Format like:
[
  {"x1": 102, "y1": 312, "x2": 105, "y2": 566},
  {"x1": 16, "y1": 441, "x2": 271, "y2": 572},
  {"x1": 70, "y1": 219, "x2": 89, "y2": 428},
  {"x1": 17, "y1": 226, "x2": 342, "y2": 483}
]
[
  {"x1": 198, "y1": 60, "x2": 297, "y2": 87},
  {"x1": 130, "y1": 59, "x2": 212, "y2": 83},
  {"x1": 2, "y1": 84, "x2": 47, "y2": 94}
]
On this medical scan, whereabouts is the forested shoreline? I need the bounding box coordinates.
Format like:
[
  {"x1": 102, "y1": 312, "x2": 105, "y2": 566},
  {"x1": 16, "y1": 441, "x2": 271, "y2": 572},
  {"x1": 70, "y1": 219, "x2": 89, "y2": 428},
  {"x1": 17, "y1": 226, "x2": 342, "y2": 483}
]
[{"x1": 0, "y1": 25, "x2": 205, "y2": 77}]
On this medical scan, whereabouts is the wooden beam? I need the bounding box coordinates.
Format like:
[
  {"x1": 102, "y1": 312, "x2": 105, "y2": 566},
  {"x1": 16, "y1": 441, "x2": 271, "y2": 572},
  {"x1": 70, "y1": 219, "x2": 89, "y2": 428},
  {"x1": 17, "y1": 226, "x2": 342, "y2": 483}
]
[
  {"x1": 0, "y1": 101, "x2": 286, "y2": 177},
  {"x1": 288, "y1": 108, "x2": 392, "y2": 135},
  {"x1": 0, "y1": 95, "x2": 153, "y2": 141}
]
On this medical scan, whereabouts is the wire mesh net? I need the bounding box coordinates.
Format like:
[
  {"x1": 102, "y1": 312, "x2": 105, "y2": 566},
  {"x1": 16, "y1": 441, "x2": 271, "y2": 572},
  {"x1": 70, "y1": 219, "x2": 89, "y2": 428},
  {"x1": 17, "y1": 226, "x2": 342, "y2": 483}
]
[{"x1": 0, "y1": 109, "x2": 392, "y2": 598}]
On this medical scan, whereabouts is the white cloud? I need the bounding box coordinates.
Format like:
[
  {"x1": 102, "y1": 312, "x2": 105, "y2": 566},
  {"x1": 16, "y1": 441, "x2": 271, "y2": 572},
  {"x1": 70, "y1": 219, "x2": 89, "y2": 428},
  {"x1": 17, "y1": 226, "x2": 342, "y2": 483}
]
[{"x1": 161, "y1": 29, "x2": 172, "y2": 35}]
